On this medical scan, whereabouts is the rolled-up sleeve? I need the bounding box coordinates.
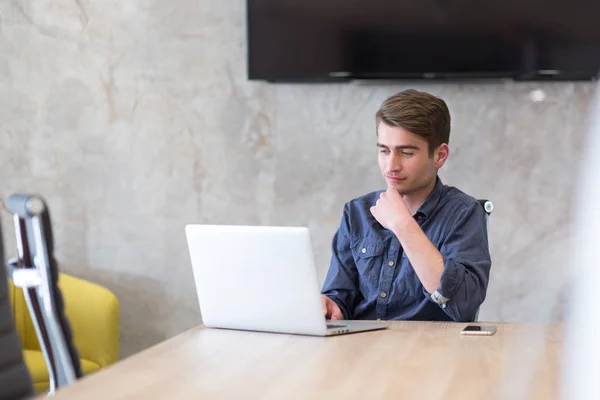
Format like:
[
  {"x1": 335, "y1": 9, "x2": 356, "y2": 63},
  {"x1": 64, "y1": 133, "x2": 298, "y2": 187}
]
[
  {"x1": 321, "y1": 203, "x2": 359, "y2": 319},
  {"x1": 426, "y1": 201, "x2": 492, "y2": 322}
]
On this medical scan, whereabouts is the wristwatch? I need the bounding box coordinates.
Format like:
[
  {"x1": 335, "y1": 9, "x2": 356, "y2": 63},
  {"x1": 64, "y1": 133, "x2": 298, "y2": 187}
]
[{"x1": 431, "y1": 290, "x2": 449, "y2": 309}]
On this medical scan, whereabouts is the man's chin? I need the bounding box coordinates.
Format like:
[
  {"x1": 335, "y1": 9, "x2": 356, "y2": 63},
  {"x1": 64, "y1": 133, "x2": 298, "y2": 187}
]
[{"x1": 386, "y1": 182, "x2": 410, "y2": 195}]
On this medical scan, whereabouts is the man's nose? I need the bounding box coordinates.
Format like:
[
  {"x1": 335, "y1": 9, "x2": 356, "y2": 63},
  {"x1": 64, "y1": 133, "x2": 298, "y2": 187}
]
[{"x1": 388, "y1": 153, "x2": 402, "y2": 172}]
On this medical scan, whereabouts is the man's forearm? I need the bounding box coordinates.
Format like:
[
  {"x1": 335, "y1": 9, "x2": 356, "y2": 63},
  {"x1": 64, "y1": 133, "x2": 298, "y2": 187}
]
[{"x1": 392, "y1": 218, "x2": 444, "y2": 294}]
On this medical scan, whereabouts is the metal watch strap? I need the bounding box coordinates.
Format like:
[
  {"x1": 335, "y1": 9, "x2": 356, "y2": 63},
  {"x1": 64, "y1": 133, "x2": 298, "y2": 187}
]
[{"x1": 431, "y1": 290, "x2": 449, "y2": 309}]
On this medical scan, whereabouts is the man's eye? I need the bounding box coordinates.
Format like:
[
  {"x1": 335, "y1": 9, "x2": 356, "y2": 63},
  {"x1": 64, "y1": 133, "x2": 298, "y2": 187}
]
[
  {"x1": 402, "y1": 152, "x2": 414, "y2": 157},
  {"x1": 379, "y1": 149, "x2": 389, "y2": 154}
]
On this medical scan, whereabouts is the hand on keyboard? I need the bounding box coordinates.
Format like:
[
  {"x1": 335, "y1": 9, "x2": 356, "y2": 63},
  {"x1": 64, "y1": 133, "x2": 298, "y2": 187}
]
[{"x1": 321, "y1": 295, "x2": 343, "y2": 320}]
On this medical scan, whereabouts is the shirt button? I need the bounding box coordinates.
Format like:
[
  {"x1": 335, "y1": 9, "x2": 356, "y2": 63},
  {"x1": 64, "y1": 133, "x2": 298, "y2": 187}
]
[
  {"x1": 381, "y1": 291, "x2": 387, "y2": 298},
  {"x1": 388, "y1": 261, "x2": 394, "y2": 267},
  {"x1": 361, "y1": 248, "x2": 367, "y2": 254}
]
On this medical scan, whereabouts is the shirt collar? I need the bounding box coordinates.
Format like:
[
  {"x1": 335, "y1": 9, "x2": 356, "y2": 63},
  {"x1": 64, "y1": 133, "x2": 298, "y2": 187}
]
[{"x1": 414, "y1": 177, "x2": 444, "y2": 219}]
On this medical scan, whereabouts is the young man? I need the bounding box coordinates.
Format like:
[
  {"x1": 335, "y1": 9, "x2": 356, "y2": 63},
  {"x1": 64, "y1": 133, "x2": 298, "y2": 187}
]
[{"x1": 321, "y1": 89, "x2": 491, "y2": 322}]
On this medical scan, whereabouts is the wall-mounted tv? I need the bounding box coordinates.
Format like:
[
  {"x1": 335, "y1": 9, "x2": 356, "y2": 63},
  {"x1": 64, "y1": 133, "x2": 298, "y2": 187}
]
[{"x1": 247, "y1": 0, "x2": 600, "y2": 82}]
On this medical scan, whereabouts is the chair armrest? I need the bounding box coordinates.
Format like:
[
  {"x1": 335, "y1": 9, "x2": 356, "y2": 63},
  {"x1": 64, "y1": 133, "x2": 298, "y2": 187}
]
[{"x1": 58, "y1": 273, "x2": 119, "y2": 367}]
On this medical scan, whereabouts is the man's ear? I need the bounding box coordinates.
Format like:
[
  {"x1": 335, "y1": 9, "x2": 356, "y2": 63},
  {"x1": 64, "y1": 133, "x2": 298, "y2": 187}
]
[{"x1": 434, "y1": 144, "x2": 449, "y2": 168}]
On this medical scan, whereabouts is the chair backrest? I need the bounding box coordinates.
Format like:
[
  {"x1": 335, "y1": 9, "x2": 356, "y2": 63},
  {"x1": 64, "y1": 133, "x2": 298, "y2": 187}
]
[
  {"x1": 0, "y1": 213, "x2": 34, "y2": 400},
  {"x1": 5, "y1": 194, "x2": 82, "y2": 395},
  {"x1": 477, "y1": 199, "x2": 494, "y2": 230},
  {"x1": 472, "y1": 199, "x2": 493, "y2": 322}
]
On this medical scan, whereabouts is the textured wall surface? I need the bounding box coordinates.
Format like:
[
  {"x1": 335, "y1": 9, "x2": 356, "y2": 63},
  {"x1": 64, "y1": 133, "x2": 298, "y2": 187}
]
[{"x1": 0, "y1": 0, "x2": 594, "y2": 357}]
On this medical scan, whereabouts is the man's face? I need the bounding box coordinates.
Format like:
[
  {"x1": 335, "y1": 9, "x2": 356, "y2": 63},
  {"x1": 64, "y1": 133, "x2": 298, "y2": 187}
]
[{"x1": 377, "y1": 123, "x2": 447, "y2": 196}]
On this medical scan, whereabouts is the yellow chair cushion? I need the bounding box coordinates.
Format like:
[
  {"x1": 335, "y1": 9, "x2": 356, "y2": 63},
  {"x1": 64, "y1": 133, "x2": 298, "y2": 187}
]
[
  {"x1": 9, "y1": 273, "x2": 119, "y2": 394},
  {"x1": 23, "y1": 350, "x2": 101, "y2": 393}
]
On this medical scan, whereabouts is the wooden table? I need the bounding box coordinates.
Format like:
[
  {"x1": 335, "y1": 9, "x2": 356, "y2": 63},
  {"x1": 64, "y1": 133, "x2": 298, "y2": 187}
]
[{"x1": 48, "y1": 321, "x2": 563, "y2": 399}]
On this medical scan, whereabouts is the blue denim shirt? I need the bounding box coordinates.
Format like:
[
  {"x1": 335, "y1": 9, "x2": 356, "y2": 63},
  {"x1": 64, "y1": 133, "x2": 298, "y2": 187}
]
[{"x1": 321, "y1": 178, "x2": 491, "y2": 322}]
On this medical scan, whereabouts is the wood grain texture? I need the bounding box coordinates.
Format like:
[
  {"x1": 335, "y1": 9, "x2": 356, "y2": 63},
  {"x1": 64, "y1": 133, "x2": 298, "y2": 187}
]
[{"x1": 47, "y1": 321, "x2": 563, "y2": 399}]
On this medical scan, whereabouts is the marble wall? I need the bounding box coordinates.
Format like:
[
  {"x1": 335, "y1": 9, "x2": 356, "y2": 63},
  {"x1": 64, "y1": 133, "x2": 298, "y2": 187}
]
[{"x1": 0, "y1": 0, "x2": 594, "y2": 357}]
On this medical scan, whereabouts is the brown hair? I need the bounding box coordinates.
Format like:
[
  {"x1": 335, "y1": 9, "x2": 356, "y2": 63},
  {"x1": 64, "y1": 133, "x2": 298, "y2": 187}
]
[{"x1": 375, "y1": 89, "x2": 451, "y2": 156}]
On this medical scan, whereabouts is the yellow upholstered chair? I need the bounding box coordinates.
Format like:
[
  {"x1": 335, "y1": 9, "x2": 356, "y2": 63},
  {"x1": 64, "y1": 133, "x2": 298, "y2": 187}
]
[{"x1": 8, "y1": 272, "x2": 119, "y2": 394}]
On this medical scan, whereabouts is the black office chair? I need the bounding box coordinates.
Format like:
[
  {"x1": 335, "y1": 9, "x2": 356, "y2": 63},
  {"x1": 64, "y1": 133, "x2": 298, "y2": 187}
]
[
  {"x1": 4, "y1": 194, "x2": 82, "y2": 395},
  {"x1": 0, "y1": 213, "x2": 34, "y2": 400},
  {"x1": 472, "y1": 199, "x2": 493, "y2": 322},
  {"x1": 477, "y1": 199, "x2": 494, "y2": 227}
]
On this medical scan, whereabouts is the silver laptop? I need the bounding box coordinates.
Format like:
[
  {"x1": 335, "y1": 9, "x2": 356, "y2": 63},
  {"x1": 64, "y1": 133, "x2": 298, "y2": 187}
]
[{"x1": 185, "y1": 225, "x2": 388, "y2": 336}]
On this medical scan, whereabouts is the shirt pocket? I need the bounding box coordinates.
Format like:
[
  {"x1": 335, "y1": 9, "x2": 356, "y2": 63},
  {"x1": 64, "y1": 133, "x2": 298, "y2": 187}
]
[{"x1": 351, "y1": 237, "x2": 386, "y2": 293}]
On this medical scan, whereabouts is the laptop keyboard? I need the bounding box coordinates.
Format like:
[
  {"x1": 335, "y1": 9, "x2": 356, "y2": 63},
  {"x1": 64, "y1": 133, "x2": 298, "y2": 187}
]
[{"x1": 327, "y1": 324, "x2": 348, "y2": 329}]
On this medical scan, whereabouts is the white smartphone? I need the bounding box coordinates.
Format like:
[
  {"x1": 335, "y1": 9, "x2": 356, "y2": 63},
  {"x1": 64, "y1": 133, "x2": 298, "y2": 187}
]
[{"x1": 460, "y1": 325, "x2": 497, "y2": 336}]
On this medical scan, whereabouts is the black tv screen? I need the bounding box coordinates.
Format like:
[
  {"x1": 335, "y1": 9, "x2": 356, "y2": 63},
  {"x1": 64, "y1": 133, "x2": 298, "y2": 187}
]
[{"x1": 247, "y1": 0, "x2": 600, "y2": 82}]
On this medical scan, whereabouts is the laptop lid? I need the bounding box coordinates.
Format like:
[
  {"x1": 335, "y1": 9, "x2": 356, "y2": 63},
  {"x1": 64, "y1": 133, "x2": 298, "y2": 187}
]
[{"x1": 185, "y1": 225, "x2": 328, "y2": 336}]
